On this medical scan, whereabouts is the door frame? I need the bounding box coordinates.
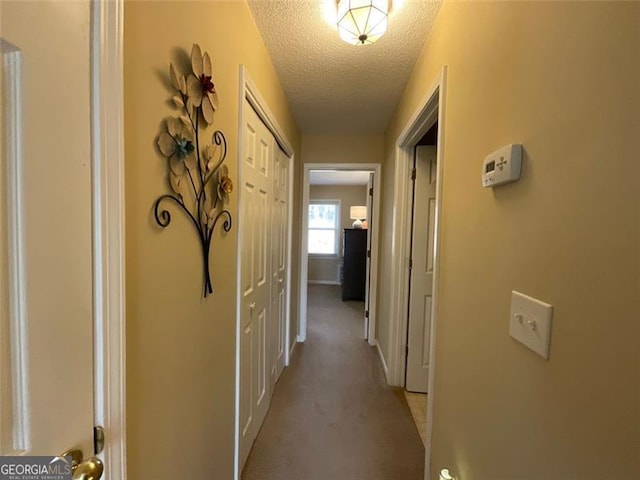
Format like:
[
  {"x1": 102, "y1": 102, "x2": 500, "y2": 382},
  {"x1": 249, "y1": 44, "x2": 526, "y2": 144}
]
[
  {"x1": 299, "y1": 163, "x2": 381, "y2": 345},
  {"x1": 91, "y1": 0, "x2": 127, "y2": 477},
  {"x1": 387, "y1": 67, "x2": 447, "y2": 480},
  {"x1": 234, "y1": 65, "x2": 295, "y2": 480}
]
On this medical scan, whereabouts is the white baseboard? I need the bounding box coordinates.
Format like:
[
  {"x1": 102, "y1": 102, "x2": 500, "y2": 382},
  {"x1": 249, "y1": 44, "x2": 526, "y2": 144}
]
[
  {"x1": 375, "y1": 340, "x2": 390, "y2": 384},
  {"x1": 307, "y1": 280, "x2": 341, "y2": 285}
]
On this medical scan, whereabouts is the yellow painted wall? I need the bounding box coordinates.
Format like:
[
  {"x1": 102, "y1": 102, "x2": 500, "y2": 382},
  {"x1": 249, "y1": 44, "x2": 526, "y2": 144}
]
[
  {"x1": 302, "y1": 133, "x2": 384, "y2": 165},
  {"x1": 376, "y1": 147, "x2": 396, "y2": 353},
  {"x1": 381, "y1": 1, "x2": 640, "y2": 477},
  {"x1": 124, "y1": 1, "x2": 300, "y2": 478}
]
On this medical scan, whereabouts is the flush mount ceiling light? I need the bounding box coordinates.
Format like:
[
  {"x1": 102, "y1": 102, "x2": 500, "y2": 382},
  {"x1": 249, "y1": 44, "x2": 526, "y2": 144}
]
[{"x1": 337, "y1": 0, "x2": 389, "y2": 46}]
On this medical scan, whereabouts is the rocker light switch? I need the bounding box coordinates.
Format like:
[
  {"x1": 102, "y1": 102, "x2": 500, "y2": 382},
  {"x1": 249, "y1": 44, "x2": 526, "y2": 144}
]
[{"x1": 509, "y1": 291, "x2": 553, "y2": 359}]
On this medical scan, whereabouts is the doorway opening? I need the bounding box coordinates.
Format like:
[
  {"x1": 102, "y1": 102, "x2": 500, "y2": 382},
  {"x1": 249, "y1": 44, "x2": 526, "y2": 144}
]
[
  {"x1": 387, "y1": 67, "x2": 447, "y2": 480},
  {"x1": 299, "y1": 163, "x2": 381, "y2": 345}
]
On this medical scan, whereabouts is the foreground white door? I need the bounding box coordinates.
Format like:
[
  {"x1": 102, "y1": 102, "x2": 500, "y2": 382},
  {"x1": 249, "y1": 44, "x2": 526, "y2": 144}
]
[
  {"x1": 239, "y1": 100, "x2": 274, "y2": 468},
  {"x1": 1, "y1": 0, "x2": 100, "y2": 469},
  {"x1": 406, "y1": 146, "x2": 437, "y2": 393},
  {"x1": 271, "y1": 147, "x2": 288, "y2": 382}
]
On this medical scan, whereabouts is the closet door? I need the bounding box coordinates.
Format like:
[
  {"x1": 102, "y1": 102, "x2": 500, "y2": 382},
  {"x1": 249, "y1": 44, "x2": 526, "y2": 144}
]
[
  {"x1": 239, "y1": 100, "x2": 274, "y2": 467},
  {"x1": 271, "y1": 147, "x2": 289, "y2": 382}
]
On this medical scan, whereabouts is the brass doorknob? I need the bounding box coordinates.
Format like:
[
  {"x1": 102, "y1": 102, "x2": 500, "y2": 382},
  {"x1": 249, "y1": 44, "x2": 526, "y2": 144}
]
[
  {"x1": 60, "y1": 449, "x2": 103, "y2": 480},
  {"x1": 73, "y1": 457, "x2": 104, "y2": 480}
]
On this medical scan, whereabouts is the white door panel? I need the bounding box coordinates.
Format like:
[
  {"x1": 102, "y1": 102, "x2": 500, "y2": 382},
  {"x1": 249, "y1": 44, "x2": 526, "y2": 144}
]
[
  {"x1": 239, "y1": 100, "x2": 274, "y2": 468},
  {"x1": 256, "y1": 307, "x2": 267, "y2": 406},
  {"x1": 406, "y1": 146, "x2": 437, "y2": 393},
  {"x1": 272, "y1": 148, "x2": 288, "y2": 380},
  {"x1": 1, "y1": 0, "x2": 95, "y2": 460},
  {"x1": 239, "y1": 322, "x2": 253, "y2": 438},
  {"x1": 241, "y1": 184, "x2": 255, "y2": 300}
]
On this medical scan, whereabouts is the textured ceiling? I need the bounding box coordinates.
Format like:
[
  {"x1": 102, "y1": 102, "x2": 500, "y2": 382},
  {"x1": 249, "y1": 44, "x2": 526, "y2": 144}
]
[
  {"x1": 247, "y1": 0, "x2": 443, "y2": 134},
  {"x1": 310, "y1": 170, "x2": 371, "y2": 185}
]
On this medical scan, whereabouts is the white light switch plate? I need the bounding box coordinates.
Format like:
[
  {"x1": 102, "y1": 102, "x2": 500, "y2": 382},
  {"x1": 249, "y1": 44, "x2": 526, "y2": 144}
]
[{"x1": 509, "y1": 291, "x2": 553, "y2": 359}]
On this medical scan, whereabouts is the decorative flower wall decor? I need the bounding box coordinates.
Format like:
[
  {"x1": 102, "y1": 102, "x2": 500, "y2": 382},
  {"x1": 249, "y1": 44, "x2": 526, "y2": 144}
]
[{"x1": 153, "y1": 44, "x2": 232, "y2": 297}]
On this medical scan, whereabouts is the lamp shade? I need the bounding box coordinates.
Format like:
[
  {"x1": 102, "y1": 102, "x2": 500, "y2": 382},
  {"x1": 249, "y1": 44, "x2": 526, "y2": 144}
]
[
  {"x1": 350, "y1": 206, "x2": 367, "y2": 220},
  {"x1": 337, "y1": 0, "x2": 388, "y2": 46}
]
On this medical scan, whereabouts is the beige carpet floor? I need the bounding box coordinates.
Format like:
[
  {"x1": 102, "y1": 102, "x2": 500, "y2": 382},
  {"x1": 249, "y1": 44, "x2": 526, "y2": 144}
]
[{"x1": 241, "y1": 284, "x2": 424, "y2": 480}]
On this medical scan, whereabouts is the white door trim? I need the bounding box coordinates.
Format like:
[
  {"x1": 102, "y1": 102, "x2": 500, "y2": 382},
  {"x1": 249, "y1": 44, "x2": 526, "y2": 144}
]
[
  {"x1": 387, "y1": 66, "x2": 447, "y2": 480},
  {"x1": 235, "y1": 65, "x2": 295, "y2": 480},
  {"x1": 91, "y1": 0, "x2": 127, "y2": 478},
  {"x1": 299, "y1": 163, "x2": 381, "y2": 346}
]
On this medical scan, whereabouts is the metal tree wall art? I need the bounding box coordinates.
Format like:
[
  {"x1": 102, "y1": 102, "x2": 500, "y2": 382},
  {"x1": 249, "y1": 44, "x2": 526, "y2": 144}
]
[{"x1": 154, "y1": 44, "x2": 232, "y2": 297}]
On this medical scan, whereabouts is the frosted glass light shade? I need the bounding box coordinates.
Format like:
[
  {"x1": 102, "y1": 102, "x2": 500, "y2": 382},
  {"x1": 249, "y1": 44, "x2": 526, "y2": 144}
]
[
  {"x1": 439, "y1": 469, "x2": 455, "y2": 480},
  {"x1": 337, "y1": 0, "x2": 388, "y2": 46}
]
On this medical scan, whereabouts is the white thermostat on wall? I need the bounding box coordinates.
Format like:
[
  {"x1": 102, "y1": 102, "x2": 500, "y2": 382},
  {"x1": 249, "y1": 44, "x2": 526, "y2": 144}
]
[{"x1": 481, "y1": 144, "x2": 522, "y2": 188}]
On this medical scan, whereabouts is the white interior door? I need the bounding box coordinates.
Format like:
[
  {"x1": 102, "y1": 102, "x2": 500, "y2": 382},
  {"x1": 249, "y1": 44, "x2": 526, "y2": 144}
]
[
  {"x1": 271, "y1": 147, "x2": 288, "y2": 381},
  {"x1": 406, "y1": 146, "x2": 437, "y2": 393},
  {"x1": 239, "y1": 100, "x2": 274, "y2": 468},
  {"x1": 1, "y1": 0, "x2": 102, "y2": 471}
]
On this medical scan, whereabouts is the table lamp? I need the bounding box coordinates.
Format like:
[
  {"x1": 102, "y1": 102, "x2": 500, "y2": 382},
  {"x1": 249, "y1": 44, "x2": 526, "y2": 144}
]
[{"x1": 350, "y1": 206, "x2": 367, "y2": 229}]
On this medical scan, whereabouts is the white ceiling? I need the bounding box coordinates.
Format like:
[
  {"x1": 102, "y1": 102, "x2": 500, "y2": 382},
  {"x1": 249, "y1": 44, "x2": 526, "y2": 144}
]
[
  {"x1": 310, "y1": 170, "x2": 371, "y2": 185},
  {"x1": 247, "y1": 0, "x2": 442, "y2": 134}
]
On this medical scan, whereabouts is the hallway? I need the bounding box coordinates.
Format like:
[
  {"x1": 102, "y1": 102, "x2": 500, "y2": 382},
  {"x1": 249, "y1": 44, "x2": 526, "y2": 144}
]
[{"x1": 242, "y1": 284, "x2": 424, "y2": 480}]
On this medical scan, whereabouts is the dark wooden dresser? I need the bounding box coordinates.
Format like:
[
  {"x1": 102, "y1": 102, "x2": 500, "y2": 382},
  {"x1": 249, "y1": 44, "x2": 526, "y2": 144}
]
[{"x1": 341, "y1": 228, "x2": 367, "y2": 301}]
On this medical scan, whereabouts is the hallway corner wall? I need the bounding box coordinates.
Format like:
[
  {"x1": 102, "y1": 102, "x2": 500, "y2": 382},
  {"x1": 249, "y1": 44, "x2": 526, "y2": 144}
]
[
  {"x1": 124, "y1": 2, "x2": 300, "y2": 478},
  {"x1": 381, "y1": 1, "x2": 640, "y2": 478},
  {"x1": 375, "y1": 147, "x2": 396, "y2": 367}
]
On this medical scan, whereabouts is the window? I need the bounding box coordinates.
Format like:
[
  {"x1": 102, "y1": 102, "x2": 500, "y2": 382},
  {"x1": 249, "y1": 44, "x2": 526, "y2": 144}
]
[{"x1": 308, "y1": 200, "x2": 340, "y2": 255}]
